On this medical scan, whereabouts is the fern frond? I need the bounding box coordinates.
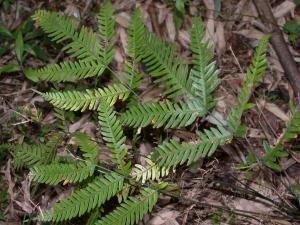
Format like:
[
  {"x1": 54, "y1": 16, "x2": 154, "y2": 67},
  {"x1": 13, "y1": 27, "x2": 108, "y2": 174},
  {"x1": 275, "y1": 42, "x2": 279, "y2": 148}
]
[
  {"x1": 41, "y1": 84, "x2": 129, "y2": 112},
  {"x1": 98, "y1": 101, "x2": 129, "y2": 170},
  {"x1": 127, "y1": 9, "x2": 146, "y2": 61},
  {"x1": 25, "y1": 60, "x2": 105, "y2": 82},
  {"x1": 120, "y1": 100, "x2": 205, "y2": 129},
  {"x1": 190, "y1": 17, "x2": 220, "y2": 109},
  {"x1": 95, "y1": 188, "x2": 158, "y2": 225},
  {"x1": 280, "y1": 101, "x2": 300, "y2": 143},
  {"x1": 227, "y1": 35, "x2": 269, "y2": 134},
  {"x1": 32, "y1": 10, "x2": 102, "y2": 62},
  {"x1": 131, "y1": 158, "x2": 170, "y2": 183},
  {"x1": 142, "y1": 33, "x2": 192, "y2": 98},
  {"x1": 124, "y1": 60, "x2": 142, "y2": 90},
  {"x1": 73, "y1": 132, "x2": 100, "y2": 160},
  {"x1": 39, "y1": 172, "x2": 124, "y2": 222},
  {"x1": 11, "y1": 144, "x2": 54, "y2": 169},
  {"x1": 7, "y1": 134, "x2": 61, "y2": 169},
  {"x1": 30, "y1": 161, "x2": 95, "y2": 185},
  {"x1": 152, "y1": 126, "x2": 232, "y2": 168},
  {"x1": 98, "y1": 1, "x2": 115, "y2": 44},
  {"x1": 98, "y1": 1, "x2": 115, "y2": 65}
]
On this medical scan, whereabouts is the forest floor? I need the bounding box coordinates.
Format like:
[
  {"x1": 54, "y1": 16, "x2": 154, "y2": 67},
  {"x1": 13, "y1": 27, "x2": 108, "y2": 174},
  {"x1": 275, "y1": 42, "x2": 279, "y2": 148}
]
[{"x1": 1, "y1": 0, "x2": 300, "y2": 224}]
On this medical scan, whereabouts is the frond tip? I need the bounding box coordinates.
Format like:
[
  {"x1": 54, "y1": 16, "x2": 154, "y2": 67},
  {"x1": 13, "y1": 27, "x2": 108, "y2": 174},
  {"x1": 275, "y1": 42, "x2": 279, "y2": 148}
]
[
  {"x1": 32, "y1": 10, "x2": 102, "y2": 61},
  {"x1": 152, "y1": 125, "x2": 232, "y2": 168},
  {"x1": 227, "y1": 35, "x2": 269, "y2": 134},
  {"x1": 73, "y1": 132, "x2": 100, "y2": 160},
  {"x1": 39, "y1": 172, "x2": 124, "y2": 222},
  {"x1": 41, "y1": 84, "x2": 130, "y2": 112},
  {"x1": 95, "y1": 188, "x2": 158, "y2": 225},
  {"x1": 131, "y1": 158, "x2": 170, "y2": 183},
  {"x1": 25, "y1": 60, "x2": 105, "y2": 82},
  {"x1": 30, "y1": 161, "x2": 95, "y2": 185},
  {"x1": 190, "y1": 17, "x2": 220, "y2": 110},
  {"x1": 98, "y1": 101, "x2": 129, "y2": 170},
  {"x1": 142, "y1": 33, "x2": 192, "y2": 98},
  {"x1": 121, "y1": 100, "x2": 205, "y2": 129}
]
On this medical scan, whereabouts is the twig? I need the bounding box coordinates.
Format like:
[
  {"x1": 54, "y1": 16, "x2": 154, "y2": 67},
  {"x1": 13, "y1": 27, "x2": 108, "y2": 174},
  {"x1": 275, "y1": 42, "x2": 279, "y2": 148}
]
[{"x1": 252, "y1": 0, "x2": 300, "y2": 98}]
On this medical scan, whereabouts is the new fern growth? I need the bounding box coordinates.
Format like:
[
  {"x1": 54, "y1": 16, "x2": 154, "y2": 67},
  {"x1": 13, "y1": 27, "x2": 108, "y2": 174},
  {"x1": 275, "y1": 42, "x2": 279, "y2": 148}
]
[{"x1": 3, "y1": 3, "x2": 274, "y2": 225}]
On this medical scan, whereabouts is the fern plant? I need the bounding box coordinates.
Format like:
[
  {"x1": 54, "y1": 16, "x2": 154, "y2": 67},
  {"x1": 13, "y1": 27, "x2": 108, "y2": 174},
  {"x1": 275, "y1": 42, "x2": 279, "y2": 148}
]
[{"x1": 1, "y1": 2, "x2": 274, "y2": 224}]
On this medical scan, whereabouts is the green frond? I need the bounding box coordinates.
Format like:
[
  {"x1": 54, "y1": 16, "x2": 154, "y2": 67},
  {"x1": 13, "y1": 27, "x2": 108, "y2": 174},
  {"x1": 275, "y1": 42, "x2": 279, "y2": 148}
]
[
  {"x1": 196, "y1": 125, "x2": 232, "y2": 157},
  {"x1": 11, "y1": 144, "x2": 54, "y2": 169},
  {"x1": 131, "y1": 158, "x2": 170, "y2": 183},
  {"x1": 127, "y1": 9, "x2": 146, "y2": 61},
  {"x1": 30, "y1": 161, "x2": 95, "y2": 185},
  {"x1": 152, "y1": 126, "x2": 232, "y2": 168},
  {"x1": 98, "y1": 1, "x2": 115, "y2": 65},
  {"x1": 98, "y1": 101, "x2": 129, "y2": 170},
  {"x1": 32, "y1": 10, "x2": 102, "y2": 62},
  {"x1": 190, "y1": 17, "x2": 220, "y2": 109},
  {"x1": 120, "y1": 100, "x2": 205, "y2": 129},
  {"x1": 280, "y1": 101, "x2": 300, "y2": 142},
  {"x1": 54, "y1": 107, "x2": 67, "y2": 130},
  {"x1": 98, "y1": 1, "x2": 115, "y2": 44},
  {"x1": 142, "y1": 33, "x2": 192, "y2": 98},
  {"x1": 227, "y1": 35, "x2": 269, "y2": 134},
  {"x1": 124, "y1": 60, "x2": 143, "y2": 90},
  {"x1": 39, "y1": 172, "x2": 124, "y2": 222},
  {"x1": 95, "y1": 188, "x2": 158, "y2": 225},
  {"x1": 45, "y1": 133, "x2": 63, "y2": 149},
  {"x1": 262, "y1": 142, "x2": 288, "y2": 171},
  {"x1": 73, "y1": 132, "x2": 100, "y2": 160},
  {"x1": 6, "y1": 134, "x2": 61, "y2": 169},
  {"x1": 41, "y1": 84, "x2": 130, "y2": 112},
  {"x1": 25, "y1": 60, "x2": 105, "y2": 82}
]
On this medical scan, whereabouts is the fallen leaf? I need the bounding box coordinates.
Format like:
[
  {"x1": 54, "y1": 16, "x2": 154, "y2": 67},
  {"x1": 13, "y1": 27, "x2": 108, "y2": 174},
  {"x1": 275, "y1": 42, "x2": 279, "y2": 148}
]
[
  {"x1": 148, "y1": 208, "x2": 180, "y2": 225},
  {"x1": 166, "y1": 14, "x2": 176, "y2": 41},
  {"x1": 273, "y1": 1, "x2": 296, "y2": 18},
  {"x1": 258, "y1": 99, "x2": 289, "y2": 122}
]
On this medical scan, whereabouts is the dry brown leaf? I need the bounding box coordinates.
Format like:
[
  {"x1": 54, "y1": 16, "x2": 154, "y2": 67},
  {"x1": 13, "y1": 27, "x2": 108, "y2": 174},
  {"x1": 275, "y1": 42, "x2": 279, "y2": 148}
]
[
  {"x1": 247, "y1": 128, "x2": 266, "y2": 139},
  {"x1": 14, "y1": 180, "x2": 34, "y2": 214},
  {"x1": 138, "y1": 142, "x2": 152, "y2": 166},
  {"x1": 233, "y1": 199, "x2": 272, "y2": 214},
  {"x1": 166, "y1": 14, "x2": 176, "y2": 42},
  {"x1": 178, "y1": 30, "x2": 190, "y2": 48},
  {"x1": 115, "y1": 12, "x2": 130, "y2": 28},
  {"x1": 273, "y1": 1, "x2": 295, "y2": 18},
  {"x1": 157, "y1": 4, "x2": 168, "y2": 24},
  {"x1": 203, "y1": 0, "x2": 215, "y2": 48},
  {"x1": 216, "y1": 22, "x2": 225, "y2": 55},
  {"x1": 234, "y1": 28, "x2": 264, "y2": 40},
  {"x1": 119, "y1": 28, "x2": 128, "y2": 53},
  {"x1": 258, "y1": 99, "x2": 289, "y2": 122},
  {"x1": 2, "y1": 159, "x2": 16, "y2": 217},
  {"x1": 148, "y1": 208, "x2": 180, "y2": 225},
  {"x1": 68, "y1": 114, "x2": 90, "y2": 133}
]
